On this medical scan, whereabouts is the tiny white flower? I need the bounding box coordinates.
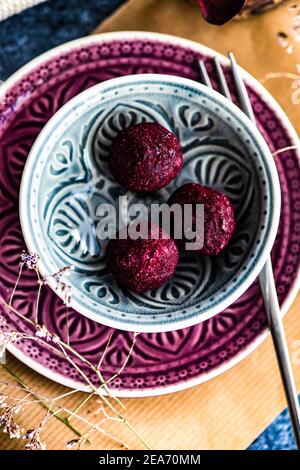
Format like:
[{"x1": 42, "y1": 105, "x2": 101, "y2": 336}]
[
  {"x1": 20, "y1": 251, "x2": 40, "y2": 270},
  {"x1": 52, "y1": 334, "x2": 60, "y2": 344},
  {"x1": 35, "y1": 325, "x2": 51, "y2": 341}
]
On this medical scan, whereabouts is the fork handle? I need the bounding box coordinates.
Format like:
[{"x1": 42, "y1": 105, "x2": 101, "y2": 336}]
[{"x1": 259, "y1": 257, "x2": 300, "y2": 448}]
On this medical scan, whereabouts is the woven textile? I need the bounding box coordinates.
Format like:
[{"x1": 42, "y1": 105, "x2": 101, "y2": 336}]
[{"x1": 0, "y1": 0, "x2": 46, "y2": 21}]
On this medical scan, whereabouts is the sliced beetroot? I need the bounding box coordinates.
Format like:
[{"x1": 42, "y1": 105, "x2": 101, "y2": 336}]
[{"x1": 195, "y1": 0, "x2": 246, "y2": 25}]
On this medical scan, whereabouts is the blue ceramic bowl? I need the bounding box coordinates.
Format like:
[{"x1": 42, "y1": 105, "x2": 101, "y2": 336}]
[{"x1": 20, "y1": 74, "x2": 281, "y2": 332}]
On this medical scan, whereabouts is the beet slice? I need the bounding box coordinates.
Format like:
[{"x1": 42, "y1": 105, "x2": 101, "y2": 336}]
[{"x1": 194, "y1": 0, "x2": 246, "y2": 25}]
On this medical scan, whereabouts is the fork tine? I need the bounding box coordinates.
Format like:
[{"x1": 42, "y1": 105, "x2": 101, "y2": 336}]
[
  {"x1": 213, "y1": 56, "x2": 232, "y2": 100},
  {"x1": 198, "y1": 60, "x2": 213, "y2": 88},
  {"x1": 228, "y1": 51, "x2": 256, "y2": 123}
]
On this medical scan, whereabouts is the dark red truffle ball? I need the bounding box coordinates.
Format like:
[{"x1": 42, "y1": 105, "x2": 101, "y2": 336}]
[
  {"x1": 168, "y1": 183, "x2": 236, "y2": 255},
  {"x1": 109, "y1": 122, "x2": 183, "y2": 192},
  {"x1": 106, "y1": 223, "x2": 179, "y2": 293}
]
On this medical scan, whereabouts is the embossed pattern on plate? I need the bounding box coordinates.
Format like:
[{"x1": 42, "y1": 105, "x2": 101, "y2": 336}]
[{"x1": 0, "y1": 33, "x2": 299, "y2": 395}]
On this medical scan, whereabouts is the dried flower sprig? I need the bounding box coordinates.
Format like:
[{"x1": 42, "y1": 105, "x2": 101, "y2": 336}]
[
  {"x1": 0, "y1": 251, "x2": 150, "y2": 450},
  {"x1": 256, "y1": 3, "x2": 300, "y2": 104},
  {"x1": 0, "y1": 376, "x2": 129, "y2": 449},
  {"x1": 260, "y1": 64, "x2": 300, "y2": 105},
  {"x1": 2, "y1": 364, "x2": 83, "y2": 438},
  {"x1": 277, "y1": 3, "x2": 300, "y2": 54}
]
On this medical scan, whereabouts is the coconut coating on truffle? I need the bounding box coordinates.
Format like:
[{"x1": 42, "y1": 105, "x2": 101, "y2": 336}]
[
  {"x1": 106, "y1": 224, "x2": 179, "y2": 293},
  {"x1": 109, "y1": 122, "x2": 183, "y2": 192},
  {"x1": 168, "y1": 183, "x2": 236, "y2": 255}
]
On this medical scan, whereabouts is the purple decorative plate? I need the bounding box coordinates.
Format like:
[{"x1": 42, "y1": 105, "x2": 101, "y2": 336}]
[{"x1": 0, "y1": 32, "x2": 299, "y2": 396}]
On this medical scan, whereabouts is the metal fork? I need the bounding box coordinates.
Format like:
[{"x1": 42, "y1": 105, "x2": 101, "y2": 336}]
[{"x1": 198, "y1": 53, "x2": 300, "y2": 449}]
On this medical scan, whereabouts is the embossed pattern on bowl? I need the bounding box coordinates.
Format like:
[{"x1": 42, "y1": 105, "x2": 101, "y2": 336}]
[{"x1": 20, "y1": 74, "x2": 280, "y2": 331}]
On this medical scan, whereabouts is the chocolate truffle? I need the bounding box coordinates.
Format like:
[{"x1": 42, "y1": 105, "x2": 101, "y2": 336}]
[
  {"x1": 109, "y1": 122, "x2": 183, "y2": 192},
  {"x1": 168, "y1": 183, "x2": 236, "y2": 255},
  {"x1": 106, "y1": 223, "x2": 179, "y2": 293}
]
